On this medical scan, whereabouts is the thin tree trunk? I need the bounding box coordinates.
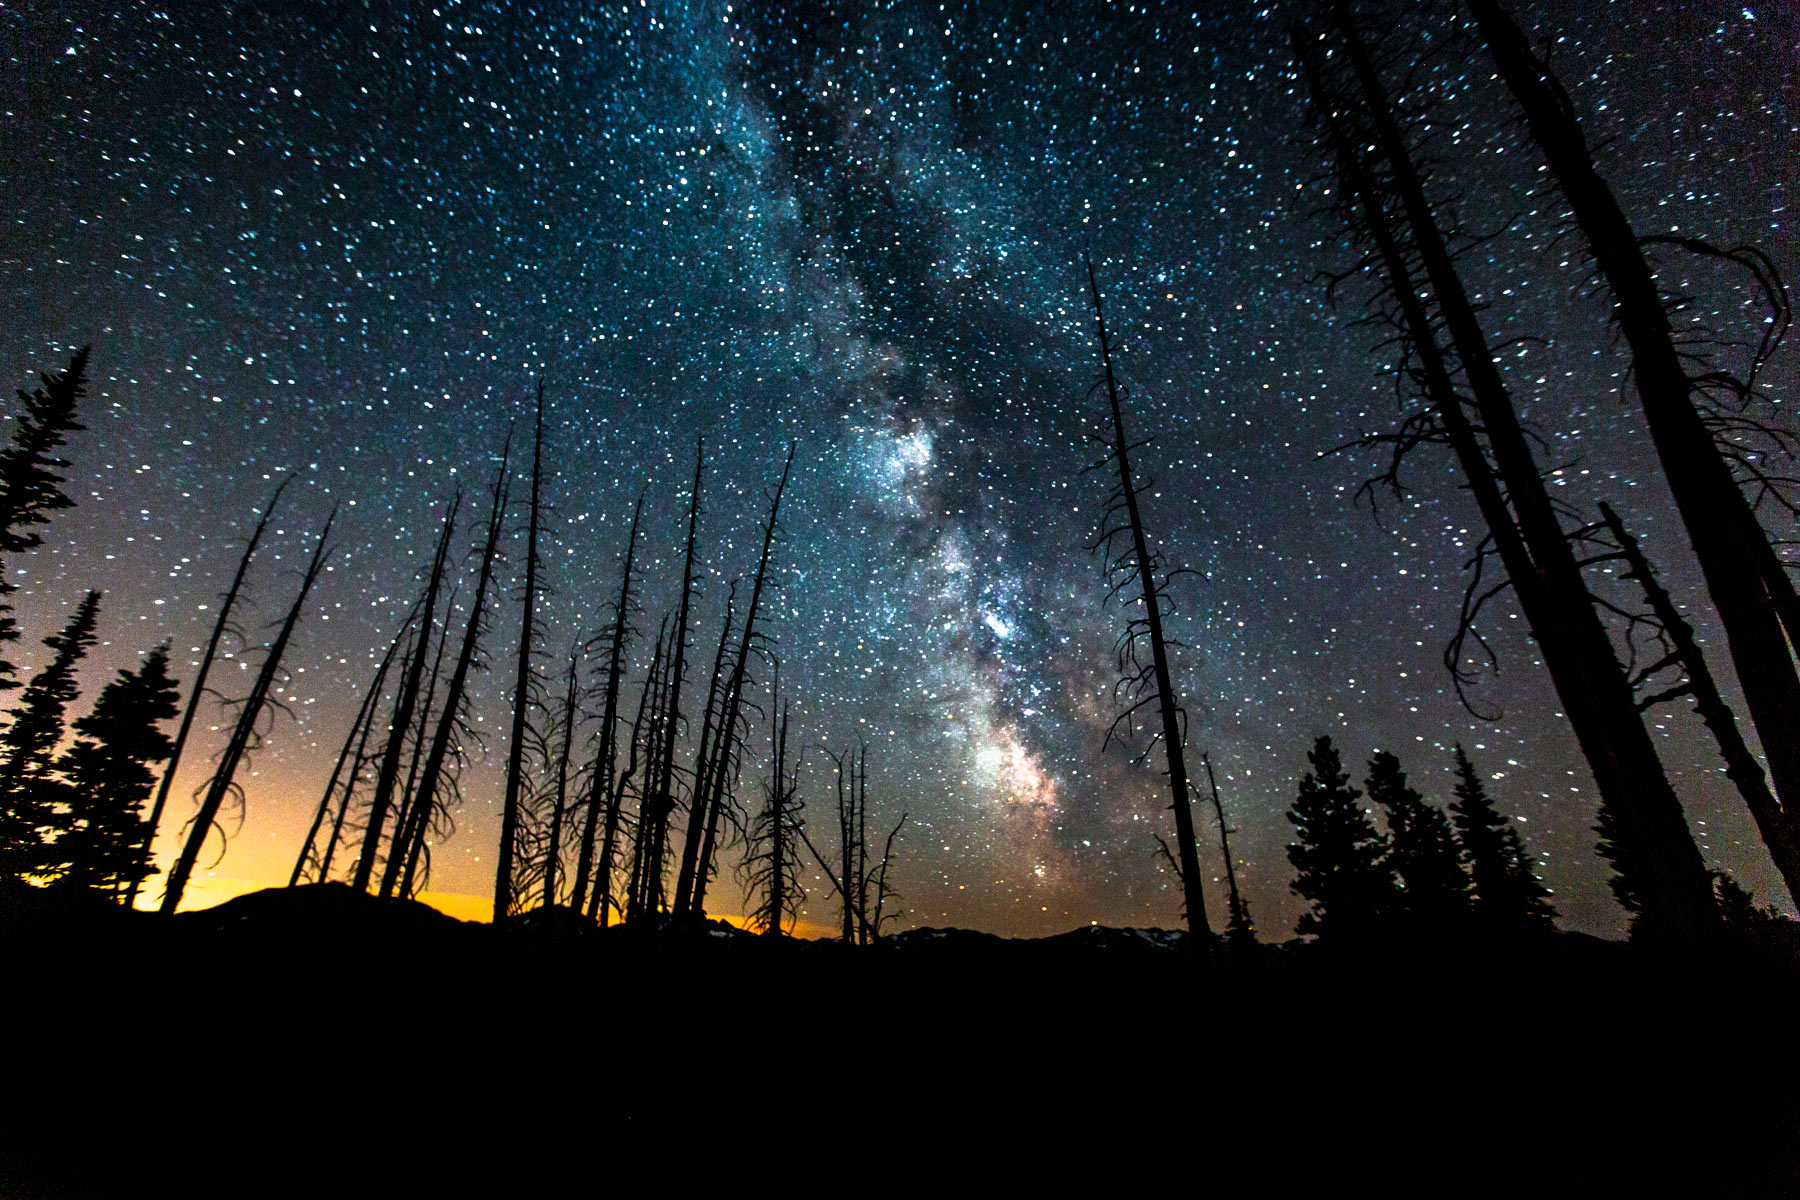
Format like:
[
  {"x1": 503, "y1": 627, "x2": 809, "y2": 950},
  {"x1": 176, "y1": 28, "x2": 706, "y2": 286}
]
[
  {"x1": 289, "y1": 604, "x2": 411, "y2": 887},
  {"x1": 1085, "y1": 253, "x2": 1214, "y2": 953},
  {"x1": 161, "y1": 507, "x2": 335, "y2": 914},
  {"x1": 1470, "y1": 0, "x2": 1800, "y2": 832},
  {"x1": 379, "y1": 588, "x2": 453, "y2": 897},
  {"x1": 625, "y1": 619, "x2": 670, "y2": 921},
  {"x1": 131, "y1": 475, "x2": 290, "y2": 906},
  {"x1": 541, "y1": 645, "x2": 581, "y2": 909},
  {"x1": 687, "y1": 445, "x2": 794, "y2": 920},
  {"x1": 595, "y1": 627, "x2": 658, "y2": 924},
  {"x1": 352, "y1": 493, "x2": 457, "y2": 893},
  {"x1": 1600, "y1": 501, "x2": 1800, "y2": 897},
  {"x1": 1202, "y1": 752, "x2": 1252, "y2": 945},
  {"x1": 395, "y1": 446, "x2": 513, "y2": 900},
  {"x1": 673, "y1": 580, "x2": 737, "y2": 918},
  {"x1": 572, "y1": 491, "x2": 644, "y2": 918},
  {"x1": 497, "y1": 383, "x2": 547, "y2": 923}
]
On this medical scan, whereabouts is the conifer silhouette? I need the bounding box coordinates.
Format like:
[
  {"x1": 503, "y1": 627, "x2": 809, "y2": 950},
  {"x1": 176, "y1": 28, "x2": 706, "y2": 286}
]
[
  {"x1": 1450, "y1": 745, "x2": 1556, "y2": 931},
  {"x1": 53, "y1": 644, "x2": 180, "y2": 897},
  {"x1": 1286, "y1": 735, "x2": 1397, "y2": 939},
  {"x1": 0, "y1": 349, "x2": 88, "y2": 690},
  {"x1": 1366, "y1": 750, "x2": 1469, "y2": 931},
  {"x1": 0, "y1": 590, "x2": 101, "y2": 881}
]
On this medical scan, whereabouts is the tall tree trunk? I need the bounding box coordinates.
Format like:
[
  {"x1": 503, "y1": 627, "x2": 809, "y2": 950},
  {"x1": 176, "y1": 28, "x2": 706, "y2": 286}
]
[
  {"x1": 352, "y1": 493, "x2": 457, "y2": 893},
  {"x1": 672, "y1": 580, "x2": 737, "y2": 918},
  {"x1": 572, "y1": 491, "x2": 643, "y2": 918},
  {"x1": 1085, "y1": 253, "x2": 1215, "y2": 954},
  {"x1": 496, "y1": 384, "x2": 547, "y2": 924},
  {"x1": 379, "y1": 589, "x2": 453, "y2": 897},
  {"x1": 160, "y1": 507, "x2": 335, "y2": 914},
  {"x1": 1469, "y1": 0, "x2": 1800, "y2": 838},
  {"x1": 395, "y1": 444, "x2": 513, "y2": 900},
  {"x1": 1303, "y1": 11, "x2": 1717, "y2": 939},
  {"x1": 541, "y1": 644, "x2": 582, "y2": 908},
  {"x1": 594, "y1": 624, "x2": 658, "y2": 924},
  {"x1": 625, "y1": 618, "x2": 670, "y2": 921},
  {"x1": 687, "y1": 445, "x2": 794, "y2": 920},
  {"x1": 1202, "y1": 752, "x2": 1253, "y2": 946},
  {"x1": 131, "y1": 475, "x2": 290, "y2": 906}
]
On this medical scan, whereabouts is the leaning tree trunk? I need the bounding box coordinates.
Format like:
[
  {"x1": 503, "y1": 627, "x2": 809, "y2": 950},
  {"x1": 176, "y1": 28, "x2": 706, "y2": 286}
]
[
  {"x1": 161, "y1": 507, "x2": 334, "y2": 914},
  {"x1": 1470, "y1": 0, "x2": 1800, "y2": 842},
  {"x1": 672, "y1": 581, "x2": 736, "y2": 919},
  {"x1": 352, "y1": 493, "x2": 457, "y2": 893},
  {"x1": 1084, "y1": 254, "x2": 1214, "y2": 955},
  {"x1": 395, "y1": 445, "x2": 512, "y2": 900},
  {"x1": 132, "y1": 475, "x2": 290, "y2": 906}
]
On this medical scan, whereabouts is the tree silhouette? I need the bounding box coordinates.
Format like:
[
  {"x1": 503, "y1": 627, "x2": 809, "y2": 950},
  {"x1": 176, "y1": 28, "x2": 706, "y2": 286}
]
[
  {"x1": 1450, "y1": 745, "x2": 1556, "y2": 932},
  {"x1": 1292, "y1": 9, "x2": 1715, "y2": 941},
  {"x1": 742, "y1": 678, "x2": 804, "y2": 938},
  {"x1": 1469, "y1": 0, "x2": 1800, "y2": 847},
  {"x1": 133, "y1": 475, "x2": 290, "y2": 905},
  {"x1": 0, "y1": 349, "x2": 88, "y2": 690},
  {"x1": 1286, "y1": 735, "x2": 1397, "y2": 939},
  {"x1": 576, "y1": 490, "x2": 643, "y2": 924},
  {"x1": 1365, "y1": 750, "x2": 1469, "y2": 932},
  {"x1": 1201, "y1": 753, "x2": 1255, "y2": 951},
  {"x1": 0, "y1": 590, "x2": 101, "y2": 882},
  {"x1": 160, "y1": 508, "x2": 334, "y2": 915},
  {"x1": 1082, "y1": 250, "x2": 1213, "y2": 958},
  {"x1": 52, "y1": 644, "x2": 179, "y2": 897},
  {"x1": 496, "y1": 384, "x2": 546, "y2": 923}
]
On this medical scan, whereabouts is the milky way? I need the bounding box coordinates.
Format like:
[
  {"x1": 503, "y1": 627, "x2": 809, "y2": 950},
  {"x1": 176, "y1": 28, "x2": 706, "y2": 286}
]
[{"x1": 2, "y1": 0, "x2": 1794, "y2": 935}]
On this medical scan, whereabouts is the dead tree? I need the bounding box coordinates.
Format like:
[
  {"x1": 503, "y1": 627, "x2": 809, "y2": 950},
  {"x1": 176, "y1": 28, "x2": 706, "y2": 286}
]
[
  {"x1": 671, "y1": 579, "x2": 737, "y2": 918},
  {"x1": 1595, "y1": 501, "x2": 1799, "y2": 896},
  {"x1": 131, "y1": 475, "x2": 290, "y2": 905},
  {"x1": 317, "y1": 617, "x2": 411, "y2": 884},
  {"x1": 160, "y1": 506, "x2": 335, "y2": 914},
  {"x1": 625, "y1": 617, "x2": 672, "y2": 921},
  {"x1": 683, "y1": 444, "x2": 794, "y2": 921},
  {"x1": 1082, "y1": 251, "x2": 1215, "y2": 954},
  {"x1": 351, "y1": 492, "x2": 458, "y2": 892},
  {"x1": 572, "y1": 491, "x2": 645, "y2": 920},
  {"x1": 539, "y1": 642, "x2": 583, "y2": 908},
  {"x1": 379, "y1": 585, "x2": 455, "y2": 897},
  {"x1": 635, "y1": 438, "x2": 706, "y2": 919},
  {"x1": 289, "y1": 601, "x2": 414, "y2": 886},
  {"x1": 593, "y1": 620, "x2": 659, "y2": 924},
  {"x1": 1469, "y1": 0, "x2": 1800, "y2": 824},
  {"x1": 1201, "y1": 752, "x2": 1254, "y2": 948},
  {"x1": 742, "y1": 677, "x2": 804, "y2": 938},
  {"x1": 1294, "y1": 9, "x2": 1715, "y2": 938},
  {"x1": 496, "y1": 383, "x2": 548, "y2": 923},
  {"x1": 391, "y1": 440, "x2": 513, "y2": 900}
]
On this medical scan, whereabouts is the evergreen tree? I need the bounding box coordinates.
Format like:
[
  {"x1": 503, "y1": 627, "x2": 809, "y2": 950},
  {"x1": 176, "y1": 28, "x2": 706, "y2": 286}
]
[
  {"x1": 52, "y1": 645, "x2": 180, "y2": 897},
  {"x1": 0, "y1": 590, "x2": 101, "y2": 880},
  {"x1": 1366, "y1": 750, "x2": 1470, "y2": 930},
  {"x1": 1450, "y1": 744, "x2": 1557, "y2": 931},
  {"x1": 1285, "y1": 736, "x2": 1398, "y2": 939},
  {"x1": 0, "y1": 350, "x2": 88, "y2": 689}
]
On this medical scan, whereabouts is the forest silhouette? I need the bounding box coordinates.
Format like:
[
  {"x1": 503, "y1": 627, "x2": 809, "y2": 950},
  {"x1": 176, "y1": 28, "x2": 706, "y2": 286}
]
[{"x1": 3, "y1": 0, "x2": 1799, "y2": 1191}]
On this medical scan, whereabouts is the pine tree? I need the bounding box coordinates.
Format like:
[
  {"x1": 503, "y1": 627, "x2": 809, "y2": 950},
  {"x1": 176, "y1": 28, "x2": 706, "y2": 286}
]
[
  {"x1": 1286, "y1": 736, "x2": 1397, "y2": 940},
  {"x1": 1366, "y1": 750, "x2": 1469, "y2": 931},
  {"x1": 52, "y1": 645, "x2": 180, "y2": 897},
  {"x1": 1450, "y1": 744, "x2": 1556, "y2": 932},
  {"x1": 0, "y1": 590, "x2": 101, "y2": 881},
  {"x1": 0, "y1": 349, "x2": 88, "y2": 689}
]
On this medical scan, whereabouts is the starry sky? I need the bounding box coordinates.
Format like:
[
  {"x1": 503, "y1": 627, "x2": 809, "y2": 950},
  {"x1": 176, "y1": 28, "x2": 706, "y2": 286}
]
[{"x1": 1, "y1": 0, "x2": 1794, "y2": 937}]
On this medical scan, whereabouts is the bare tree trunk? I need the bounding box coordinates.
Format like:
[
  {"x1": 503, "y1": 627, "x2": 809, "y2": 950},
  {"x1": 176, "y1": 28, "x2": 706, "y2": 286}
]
[
  {"x1": 1301, "y1": 10, "x2": 1717, "y2": 939},
  {"x1": 625, "y1": 619, "x2": 670, "y2": 921},
  {"x1": 541, "y1": 644, "x2": 582, "y2": 909},
  {"x1": 160, "y1": 507, "x2": 335, "y2": 914},
  {"x1": 1202, "y1": 752, "x2": 1253, "y2": 948},
  {"x1": 289, "y1": 604, "x2": 411, "y2": 887},
  {"x1": 394, "y1": 441, "x2": 511, "y2": 899},
  {"x1": 686, "y1": 445, "x2": 794, "y2": 920},
  {"x1": 379, "y1": 588, "x2": 453, "y2": 897},
  {"x1": 1084, "y1": 253, "x2": 1214, "y2": 955},
  {"x1": 596, "y1": 626, "x2": 658, "y2": 924},
  {"x1": 1599, "y1": 501, "x2": 1800, "y2": 897},
  {"x1": 673, "y1": 580, "x2": 737, "y2": 919},
  {"x1": 1469, "y1": 0, "x2": 1800, "y2": 836},
  {"x1": 131, "y1": 475, "x2": 290, "y2": 906},
  {"x1": 496, "y1": 383, "x2": 547, "y2": 924},
  {"x1": 352, "y1": 492, "x2": 457, "y2": 893}
]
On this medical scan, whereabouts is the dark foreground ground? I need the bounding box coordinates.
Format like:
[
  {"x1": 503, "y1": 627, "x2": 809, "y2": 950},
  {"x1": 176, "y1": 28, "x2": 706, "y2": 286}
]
[{"x1": 3, "y1": 883, "x2": 1797, "y2": 1196}]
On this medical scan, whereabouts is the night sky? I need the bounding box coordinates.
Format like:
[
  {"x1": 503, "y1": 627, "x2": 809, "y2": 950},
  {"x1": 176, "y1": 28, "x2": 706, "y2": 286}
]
[{"x1": 2, "y1": 0, "x2": 1793, "y2": 936}]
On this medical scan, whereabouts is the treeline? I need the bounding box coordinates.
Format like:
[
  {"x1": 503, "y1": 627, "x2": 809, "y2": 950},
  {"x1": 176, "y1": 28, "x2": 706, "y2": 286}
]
[{"x1": 0, "y1": 356, "x2": 905, "y2": 939}]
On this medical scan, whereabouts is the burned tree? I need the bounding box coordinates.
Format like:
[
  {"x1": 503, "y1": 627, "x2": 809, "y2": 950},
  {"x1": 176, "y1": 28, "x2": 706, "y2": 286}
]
[
  {"x1": 131, "y1": 475, "x2": 290, "y2": 906},
  {"x1": 160, "y1": 507, "x2": 335, "y2": 914},
  {"x1": 671, "y1": 579, "x2": 737, "y2": 920},
  {"x1": 496, "y1": 383, "x2": 548, "y2": 923},
  {"x1": 1201, "y1": 753, "x2": 1255, "y2": 950},
  {"x1": 1292, "y1": 9, "x2": 1715, "y2": 939},
  {"x1": 803, "y1": 740, "x2": 906, "y2": 944},
  {"x1": 741, "y1": 673, "x2": 804, "y2": 938},
  {"x1": 538, "y1": 643, "x2": 584, "y2": 908},
  {"x1": 1082, "y1": 251, "x2": 1214, "y2": 954}
]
